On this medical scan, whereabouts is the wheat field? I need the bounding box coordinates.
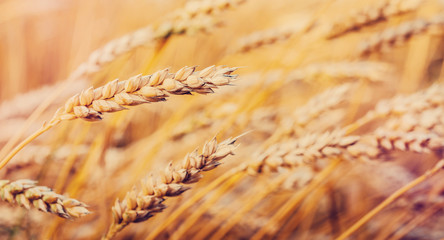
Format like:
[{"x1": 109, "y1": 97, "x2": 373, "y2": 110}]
[{"x1": 1, "y1": 0, "x2": 444, "y2": 239}]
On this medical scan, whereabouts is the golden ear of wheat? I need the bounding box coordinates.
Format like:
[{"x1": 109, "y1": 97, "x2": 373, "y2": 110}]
[
  {"x1": 103, "y1": 136, "x2": 239, "y2": 240},
  {"x1": 247, "y1": 130, "x2": 360, "y2": 174},
  {"x1": 357, "y1": 15, "x2": 444, "y2": 55},
  {"x1": 366, "y1": 83, "x2": 444, "y2": 121},
  {"x1": 349, "y1": 130, "x2": 444, "y2": 159},
  {"x1": 0, "y1": 179, "x2": 90, "y2": 219},
  {"x1": 49, "y1": 66, "x2": 238, "y2": 124},
  {"x1": 384, "y1": 107, "x2": 444, "y2": 135}
]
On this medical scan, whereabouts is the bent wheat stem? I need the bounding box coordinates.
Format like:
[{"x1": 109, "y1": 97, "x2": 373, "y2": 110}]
[
  {"x1": 0, "y1": 122, "x2": 55, "y2": 170},
  {"x1": 336, "y1": 159, "x2": 444, "y2": 240}
]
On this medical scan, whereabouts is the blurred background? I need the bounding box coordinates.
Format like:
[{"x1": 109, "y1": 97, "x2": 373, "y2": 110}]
[{"x1": 1, "y1": 0, "x2": 444, "y2": 239}]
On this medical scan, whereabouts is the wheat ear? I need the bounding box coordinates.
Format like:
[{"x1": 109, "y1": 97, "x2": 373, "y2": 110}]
[
  {"x1": 358, "y1": 15, "x2": 444, "y2": 55},
  {"x1": 327, "y1": 0, "x2": 421, "y2": 39},
  {"x1": 348, "y1": 130, "x2": 444, "y2": 160},
  {"x1": 0, "y1": 179, "x2": 90, "y2": 219},
  {"x1": 383, "y1": 107, "x2": 444, "y2": 135},
  {"x1": 50, "y1": 65, "x2": 237, "y2": 123},
  {"x1": 102, "y1": 136, "x2": 239, "y2": 240},
  {"x1": 269, "y1": 128, "x2": 444, "y2": 190},
  {"x1": 0, "y1": 66, "x2": 238, "y2": 171},
  {"x1": 345, "y1": 83, "x2": 444, "y2": 134},
  {"x1": 247, "y1": 129, "x2": 360, "y2": 174}
]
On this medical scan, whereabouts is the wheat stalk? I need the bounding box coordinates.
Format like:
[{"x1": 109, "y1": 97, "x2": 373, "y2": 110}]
[
  {"x1": 0, "y1": 65, "x2": 238, "y2": 171},
  {"x1": 327, "y1": 0, "x2": 422, "y2": 39},
  {"x1": 358, "y1": 15, "x2": 444, "y2": 55},
  {"x1": 0, "y1": 179, "x2": 90, "y2": 219},
  {"x1": 102, "y1": 136, "x2": 239, "y2": 240}
]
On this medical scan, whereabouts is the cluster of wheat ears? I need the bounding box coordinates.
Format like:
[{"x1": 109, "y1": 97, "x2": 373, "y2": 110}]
[{"x1": 1, "y1": 0, "x2": 444, "y2": 239}]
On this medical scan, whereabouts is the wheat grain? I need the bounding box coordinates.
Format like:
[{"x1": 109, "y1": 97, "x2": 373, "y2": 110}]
[
  {"x1": 0, "y1": 179, "x2": 89, "y2": 219},
  {"x1": 327, "y1": 0, "x2": 422, "y2": 39},
  {"x1": 363, "y1": 84, "x2": 444, "y2": 123},
  {"x1": 358, "y1": 15, "x2": 444, "y2": 55},
  {"x1": 247, "y1": 129, "x2": 359, "y2": 174},
  {"x1": 49, "y1": 66, "x2": 237, "y2": 124},
  {"x1": 383, "y1": 108, "x2": 444, "y2": 136},
  {"x1": 287, "y1": 61, "x2": 394, "y2": 83},
  {"x1": 102, "y1": 136, "x2": 239, "y2": 240},
  {"x1": 349, "y1": 129, "x2": 444, "y2": 159}
]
